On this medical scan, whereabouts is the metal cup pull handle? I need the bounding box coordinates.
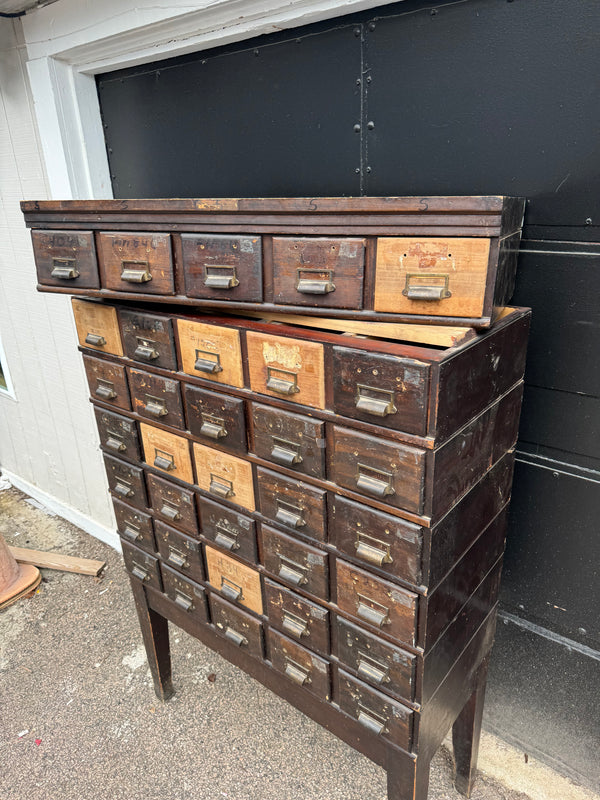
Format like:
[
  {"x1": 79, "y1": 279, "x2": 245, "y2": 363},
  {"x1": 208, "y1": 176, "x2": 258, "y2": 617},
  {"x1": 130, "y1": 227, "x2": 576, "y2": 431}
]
[
  {"x1": 214, "y1": 525, "x2": 240, "y2": 551},
  {"x1": 105, "y1": 432, "x2": 126, "y2": 452},
  {"x1": 160, "y1": 502, "x2": 181, "y2": 521},
  {"x1": 296, "y1": 268, "x2": 335, "y2": 295},
  {"x1": 121, "y1": 260, "x2": 152, "y2": 283},
  {"x1": 51, "y1": 257, "x2": 79, "y2": 279},
  {"x1": 220, "y1": 577, "x2": 243, "y2": 603},
  {"x1": 194, "y1": 349, "x2": 222, "y2": 374},
  {"x1": 357, "y1": 655, "x2": 390, "y2": 685},
  {"x1": 200, "y1": 414, "x2": 227, "y2": 440},
  {"x1": 154, "y1": 449, "x2": 175, "y2": 472},
  {"x1": 224, "y1": 626, "x2": 248, "y2": 646},
  {"x1": 357, "y1": 708, "x2": 387, "y2": 736},
  {"x1": 266, "y1": 367, "x2": 299, "y2": 396},
  {"x1": 174, "y1": 591, "x2": 193, "y2": 612},
  {"x1": 355, "y1": 385, "x2": 397, "y2": 418},
  {"x1": 270, "y1": 437, "x2": 302, "y2": 467},
  {"x1": 134, "y1": 338, "x2": 159, "y2": 361},
  {"x1": 284, "y1": 659, "x2": 311, "y2": 685},
  {"x1": 114, "y1": 480, "x2": 134, "y2": 498},
  {"x1": 95, "y1": 380, "x2": 117, "y2": 401},
  {"x1": 209, "y1": 474, "x2": 235, "y2": 499},
  {"x1": 85, "y1": 333, "x2": 106, "y2": 347},
  {"x1": 144, "y1": 395, "x2": 168, "y2": 418},
  {"x1": 402, "y1": 272, "x2": 451, "y2": 301},
  {"x1": 130, "y1": 562, "x2": 149, "y2": 582},
  {"x1": 278, "y1": 557, "x2": 308, "y2": 587},
  {"x1": 204, "y1": 265, "x2": 240, "y2": 289},
  {"x1": 281, "y1": 611, "x2": 309, "y2": 638},
  {"x1": 356, "y1": 464, "x2": 394, "y2": 498},
  {"x1": 275, "y1": 499, "x2": 305, "y2": 529},
  {"x1": 357, "y1": 596, "x2": 390, "y2": 628},
  {"x1": 167, "y1": 546, "x2": 188, "y2": 569},
  {"x1": 355, "y1": 534, "x2": 393, "y2": 566},
  {"x1": 122, "y1": 523, "x2": 141, "y2": 542}
]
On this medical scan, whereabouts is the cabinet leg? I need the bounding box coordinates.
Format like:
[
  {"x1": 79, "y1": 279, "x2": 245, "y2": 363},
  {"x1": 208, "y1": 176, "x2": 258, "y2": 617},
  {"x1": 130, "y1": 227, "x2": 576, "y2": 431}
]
[
  {"x1": 452, "y1": 656, "x2": 490, "y2": 797},
  {"x1": 387, "y1": 752, "x2": 431, "y2": 800},
  {"x1": 129, "y1": 578, "x2": 174, "y2": 702}
]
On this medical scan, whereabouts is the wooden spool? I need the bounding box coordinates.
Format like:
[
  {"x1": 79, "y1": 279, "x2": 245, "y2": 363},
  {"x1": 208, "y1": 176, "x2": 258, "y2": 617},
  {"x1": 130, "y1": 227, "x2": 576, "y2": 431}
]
[{"x1": 0, "y1": 532, "x2": 41, "y2": 611}]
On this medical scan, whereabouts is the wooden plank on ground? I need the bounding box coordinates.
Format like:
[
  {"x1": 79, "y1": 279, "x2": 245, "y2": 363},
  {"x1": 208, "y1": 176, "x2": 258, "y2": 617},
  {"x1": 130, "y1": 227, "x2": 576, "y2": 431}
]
[{"x1": 9, "y1": 546, "x2": 105, "y2": 576}]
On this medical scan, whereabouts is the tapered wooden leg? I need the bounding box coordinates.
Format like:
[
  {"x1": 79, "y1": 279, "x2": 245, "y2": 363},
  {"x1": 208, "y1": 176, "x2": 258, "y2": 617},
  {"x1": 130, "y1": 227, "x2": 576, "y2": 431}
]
[
  {"x1": 129, "y1": 578, "x2": 174, "y2": 701},
  {"x1": 387, "y1": 749, "x2": 431, "y2": 800},
  {"x1": 452, "y1": 656, "x2": 490, "y2": 797}
]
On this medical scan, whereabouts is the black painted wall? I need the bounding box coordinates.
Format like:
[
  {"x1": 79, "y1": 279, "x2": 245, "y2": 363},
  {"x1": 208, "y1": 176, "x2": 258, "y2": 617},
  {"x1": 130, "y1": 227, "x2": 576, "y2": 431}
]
[{"x1": 97, "y1": 0, "x2": 600, "y2": 788}]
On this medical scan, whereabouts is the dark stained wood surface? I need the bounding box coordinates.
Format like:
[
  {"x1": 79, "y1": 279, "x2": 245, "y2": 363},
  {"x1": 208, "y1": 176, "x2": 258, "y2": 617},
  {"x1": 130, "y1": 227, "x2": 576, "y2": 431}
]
[
  {"x1": 83, "y1": 354, "x2": 131, "y2": 410},
  {"x1": 128, "y1": 368, "x2": 185, "y2": 429}
]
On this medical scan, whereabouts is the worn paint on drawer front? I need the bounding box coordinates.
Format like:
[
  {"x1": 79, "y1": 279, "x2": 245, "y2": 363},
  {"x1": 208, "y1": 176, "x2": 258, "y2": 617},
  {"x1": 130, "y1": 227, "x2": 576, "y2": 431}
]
[
  {"x1": 198, "y1": 496, "x2": 257, "y2": 563},
  {"x1": 263, "y1": 578, "x2": 330, "y2": 657},
  {"x1": 268, "y1": 628, "x2": 331, "y2": 700},
  {"x1": 94, "y1": 407, "x2": 141, "y2": 461},
  {"x1": 251, "y1": 403, "x2": 325, "y2": 479},
  {"x1": 98, "y1": 231, "x2": 175, "y2": 294},
  {"x1": 128, "y1": 368, "x2": 185, "y2": 429},
  {"x1": 112, "y1": 498, "x2": 155, "y2": 553},
  {"x1": 147, "y1": 473, "x2": 198, "y2": 535},
  {"x1": 210, "y1": 594, "x2": 264, "y2": 659},
  {"x1": 140, "y1": 423, "x2": 194, "y2": 485},
  {"x1": 119, "y1": 309, "x2": 178, "y2": 371},
  {"x1": 193, "y1": 443, "x2": 255, "y2": 512},
  {"x1": 204, "y1": 546, "x2": 263, "y2": 615},
  {"x1": 160, "y1": 564, "x2": 208, "y2": 620},
  {"x1": 103, "y1": 454, "x2": 147, "y2": 509},
  {"x1": 83, "y1": 355, "x2": 131, "y2": 410},
  {"x1": 155, "y1": 520, "x2": 204, "y2": 584},
  {"x1": 31, "y1": 229, "x2": 99, "y2": 288},
  {"x1": 260, "y1": 524, "x2": 329, "y2": 601},
  {"x1": 183, "y1": 384, "x2": 247, "y2": 455},
  {"x1": 178, "y1": 319, "x2": 244, "y2": 388},
  {"x1": 122, "y1": 540, "x2": 161, "y2": 590},
  {"x1": 256, "y1": 466, "x2": 326, "y2": 542},
  {"x1": 72, "y1": 299, "x2": 123, "y2": 356},
  {"x1": 182, "y1": 233, "x2": 263, "y2": 302}
]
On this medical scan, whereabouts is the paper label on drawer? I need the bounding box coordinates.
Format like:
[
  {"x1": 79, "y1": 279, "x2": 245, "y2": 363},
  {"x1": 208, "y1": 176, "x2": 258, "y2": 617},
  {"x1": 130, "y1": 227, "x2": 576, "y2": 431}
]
[{"x1": 262, "y1": 341, "x2": 303, "y2": 371}]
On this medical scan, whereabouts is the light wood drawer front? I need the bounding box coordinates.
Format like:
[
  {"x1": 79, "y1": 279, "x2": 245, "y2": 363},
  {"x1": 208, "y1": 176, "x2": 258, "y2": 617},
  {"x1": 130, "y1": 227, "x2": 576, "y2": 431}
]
[
  {"x1": 251, "y1": 403, "x2": 325, "y2": 479},
  {"x1": 260, "y1": 525, "x2": 328, "y2": 601},
  {"x1": 337, "y1": 670, "x2": 414, "y2": 752},
  {"x1": 264, "y1": 579, "x2": 330, "y2": 657},
  {"x1": 205, "y1": 546, "x2": 263, "y2": 615},
  {"x1": 140, "y1": 424, "x2": 193, "y2": 484},
  {"x1": 246, "y1": 331, "x2": 325, "y2": 410},
  {"x1": 330, "y1": 496, "x2": 423, "y2": 586},
  {"x1": 178, "y1": 319, "x2": 244, "y2": 388},
  {"x1": 332, "y1": 347, "x2": 430, "y2": 437},
  {"x1": 94, "y1": 407, "x2": 141, "y2": 461},
  {"x1": 113, "y1": 498, "x2": 155, "y2": 553},
  {"x1": 104, "y1": 454, "x2": 147, "y2": 509},
  {"x1": 83, "y1": 355, "x2": 131, "y2": 410},
  {"x1": 374, "y1": 237, "x2": 491, "y2": 318},
  {"x1": 161, "y1": 564, "x2": 208, "y2": 621},
  {"x1": 272, "y1": 236, "x2": 365, "y2": 309},
  {"x1": 72, "y1": 299, "x2": 123, "y2": 356},
  {"x1": 329, "y1": 426, "x2": 426, "y2": 516},
  {"x1": 336, "y1": 560, "x2": 418, "y2": 648},
  {"x1": 268, "y1": 628, "x2": 331, "y2": 701},
  {"x1": 182, "y1": 234, "x2": 263, "y2": 302},
  {"x1": 198, "y1": 497, "x2": 257, "y2": 564},
  {"x1": 184, "y1": 384, "x2": 247, "y2": 455},
  {"x1": 147, "y1": 473, "x2": 198, "y2": 535},
  {"x1": 257, "y1": 466, "x2": 326, "y2": 543},
  {"x1": 119, "y1": 309, "x2": 177, "y2": 371},
  {"x1": 155, "y1": 521, "x2": 204, "y2": 585},
  {"x1": 194, "y1": 444, "x2": 255, "y2": 512},
  {"x1": 335, "y1": 617, "x2": 416, "y2": 703},
  {"x1": 122, "y1": 541, "x2": 161, "y2": 590},
  {"x1": 210, "y1": 594, "x2": 264, "y2": 659},
  {"x1": 32, "y1": 229, "x2": 99, "y2": 288},
  {"x1": 128, "y1": 368, "x2": 185, "y2": 429},
  {"x1": 98, "y1": 232, "x2": 174, "y2": 294}
]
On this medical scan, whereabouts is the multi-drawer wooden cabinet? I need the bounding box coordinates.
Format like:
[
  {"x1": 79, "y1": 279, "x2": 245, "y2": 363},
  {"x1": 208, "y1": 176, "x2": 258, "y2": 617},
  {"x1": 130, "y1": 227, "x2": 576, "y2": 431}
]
[{"x1": 23, "y1": 197, "x2": 530, "y2": 800}]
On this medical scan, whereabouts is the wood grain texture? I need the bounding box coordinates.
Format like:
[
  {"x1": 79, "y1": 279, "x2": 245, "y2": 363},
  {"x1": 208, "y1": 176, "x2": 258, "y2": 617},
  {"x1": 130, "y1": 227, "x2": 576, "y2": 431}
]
[
  {"x1": 112, "y1": 498, "x2": 155, "y2": 552},
  {"x1": 128, "y1": 368, "x2": 185, "y2": 429},
  {"x1": 181, "y1": 233, "x2": 262, "y2": 302},
  {"x1": 177, "y1": 319, "x2": 244, "y2": 388},
  {"x1": 260, "y1": 524, "x2": 329, "y2": 601},
  {"x1": 139, "y1": 423, "x2": 194, "y2": 484},
  {"x1": 31, "y1": 229, "x2": 99, "y2": 288},
  {"x1": 154, "y1": 521, "x2": 204, "y2": 585},
  {"x1": 103, "y1": 454, "x2": 147, "y2": 509},
  {"x1": 122, "y1": 540, "x2": 161, "y2": 590},
  {"x1": 198, "y1": 496, "x2": 257, "y2": 563},
  {"x1": 94, "y1": 406, "x2": 141, "y2": 461},
  {"x1": 160, "y1": 564, "x2": 208, "y2": 621},
  {"x1": 193, "y1": 443, "x2": 255, "y2": 512},
  {"x1": 210, "y1": 593, "x2": 264, "y2": 659},
  {"x1": 72, "y1": 299, "x2": 123, "y2": 356},
  {"x1": 251, "y1": 402, "x2": 326, "y2": 479},
  {"x1": 204, "y1": 545, "x2": 263, "y2": 615},
  {"x1": 119, "y1": 309, "x2": 178, "y2": 371},
  {"x1": 83, "y1": 354, "x2": 131, "y2": 410},
  {"x1": 268, "y1": 628, "x2": 331, "y2": 700},
  {"x1": 98, "y1": 231, "x2": 174, "y2": 294},
  {"x1": 256, "y1": 466, "x2": 326, "y2": 542},
  {"x1": 146, "y1": 473, "x2": 198, "y2": 536},
  {"x1": 183, "y1": 383, "x2": 247, "y2": 455},
  {"x1": 8, "y1": 546, "x2": 105, "y2": 576},
  {"x1": 263, "y1": 578, "x2": 330, "y2": 657}
]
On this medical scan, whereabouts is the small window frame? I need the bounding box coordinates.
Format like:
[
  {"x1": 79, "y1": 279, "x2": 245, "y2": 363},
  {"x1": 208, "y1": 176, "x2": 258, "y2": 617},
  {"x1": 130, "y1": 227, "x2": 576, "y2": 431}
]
[{"x1": 0, "y1": 335, "x2": 16, "y2": 400}]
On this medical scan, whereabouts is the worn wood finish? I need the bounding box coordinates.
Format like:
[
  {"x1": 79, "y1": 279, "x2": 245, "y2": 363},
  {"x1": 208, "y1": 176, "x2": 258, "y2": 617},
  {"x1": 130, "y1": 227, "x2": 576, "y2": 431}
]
[
  {"x1": 119, "y1": 308, "x2": 178, "y2": 370},
  {"x1": 139, "y1": 423, "x2": 194, "y2": 484},
  {"x1": 31, "y1": 229, "x2": 99, "y2": 288},
  {"x1": 181, "y1": 233, "x2": 263, "y2": 302},
  {"x1": 178, "y1": 318, "x2": 244, "y2": 388},
  {"x1": 98, "y1": 231, "x2": 175, "y2": 295},
  {"x1": 204, "y1": 545, "x2": 263, "y2": 615},
  {"x1": 251, "y1": 402, "x2": 326, "y2": 479},
  {"x1": 256, "y1": 466, "x2": 327, "y2": 542},
  {"x1": 210, "y1": 593, "x2": 264, "y2": 659},
  {"x1": 72, "y1": 298, "x2": 123, "y2": 356},
  {"x1": 160, "y1": 564, "x2": 208, "y2": 622},
  {"x1": 94, "y1": 407, "x2": 141, "y2": 461},
  {"x1": 194, "y1": 443, "x2": 255, "y2": 512},
  {"x1": 83, "y1": 354, "x2": 131, "y2": 410},
  {"x1": 128, "y1": 579, "x2": 174, "y2": 702},
  {"x1": 155, "y1": 521, "x2": 204, "y2": 585},
  {"x1": 268, "y1": 627, "x2": 331, "y2": 700},
  {"x1": 103, "y1": 454, "x2": 147, "y2": 509},
  {"x1": 8, "y1": 546, "x2": 105, "y2": 577},
  {"x1": 128, "y1": 368, "x2": 185, "y2": 429},
  {"x1": 113, "y1": 498, "x2": 155, "y2": 552},
  {"x1": 264, "y1": 578, "x2": 330, "y2": 657},
  {"x1": 260, "y1": 524, "x2": 329, "y2": 601},
  {"x1": 183, "y1": 383, "x2": 247, "y2": 455},
  {"x1": 122, "y1": 540, "x2": 162, "y2": 590},
  {"x1": 198, "y1": 497, "x2": 257, "y2": 563}
]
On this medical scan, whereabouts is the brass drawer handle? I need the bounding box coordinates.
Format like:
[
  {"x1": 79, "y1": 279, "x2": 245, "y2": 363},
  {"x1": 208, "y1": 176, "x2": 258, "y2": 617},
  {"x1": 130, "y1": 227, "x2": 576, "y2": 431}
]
[
  {"x1": 134, "y1": 337, "x2": 159, "y2": 361},
  {"x1": 174, "y1": 590, "x2": 193, "y2": 612},
  {"x1": 356, "y1": 594, "x2": 390, "y2": 628},
  {"x1": 122, "y1": 523, "x2": 141, "y2": 542},
  {"x1": 356, "y1": 464, "x2": 394, "y2": 498},
  {"x1": 85, "y1": 333, "x2": 106, "y2": 347},
  {"x1": 357, "y1": 653, "x2": 390, "y2": 685},
  {"x1": 114, "y1": 480, "x2": 134, "y2": 498},
  {"x1": 200, "y1": 413, "x2": 227, "y2": 440},
  {"x1": 270, "y1": 437, "x2": 302, "y2": 467},
  {"x1": 144, "y1": 395, "x2": 168, "y2": 418},
  {"x1": 194, "y1": 349, "x2": 222, "y2": 374},
  {"x1": 275, "y1": 498, "x2": 305, "y2": 529},
  {"x1": 121, "y1": 260, "x2": 152, "y2": 283},
  {"x1": 159, "y1": 502, "x2": 181, "y2": 521},
  {"x1": 167, "y1": 546, "x2": 189, "y2": 569},
  {"x1": 214, "y1": 524, "x2": 240, "y2": 552},
  {"x1": 357, "y1": 706, "x2": 387, "y2": 736},
  {"x1": 281, "y1": 611, "x2": 309, "y2": 638},
  {"x1": 154, "y1": 448, "x2": 175, "y2": 472},
  {"x1": 51, "y1": 257, "x2": 79, "y2": 279},
  {"x1": 95, "y1": 379, "x2": 117, "y2": 400},
  {"x1": 355, "y1": 385, "x2": 397, "y2": 418},
  {"x1": 355, "y1": 533, "x2": 393, "y2": 566},
  {"x1": 105, "y1": 432, "x2": 126, "y2": 452},
  {"x1": 204, "y1": 265, "x2": 239, "y2": 289},
  {"x1": 402, "y1": 272, "x2": 451, "y2": 301},
  {"x1": 220, "y1": 577, "x2": 243, "y2": 603},
  {"x1": 266, "y1": 367, "x2": 299, "y2": 396},
  {"x1": 296, "y1": 268, "x2": 335, "y2": 295},
  {"x1": 278, "y1": 556, "x2": 308, "y2": 587},
  {"x1": 209, "y1": 474, "x2": 235, "y2": 499},
  {"x1": 130, "y1": 561, "x2": 149, "y2": 582},
  {"x1": 284, "y1": 659, "x2": 311, "y2": 686},
  {"x1": 224, "y1": 626, "x2": 248, "y2": 647}
]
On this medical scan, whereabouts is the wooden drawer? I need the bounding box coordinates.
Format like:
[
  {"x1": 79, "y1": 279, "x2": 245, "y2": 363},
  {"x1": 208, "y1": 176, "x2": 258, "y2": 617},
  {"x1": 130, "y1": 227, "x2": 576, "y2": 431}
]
[
  {"x1": 268, "y1": 628, "x2": 331, "y2": 701},
  {"x1": 251, "y1": 403, "x2": 325, "y2": 479},
  {"x1": 31, "y1": 229, "x2": 99, "y2": 288},
  {"x1": 94, "y1": 407, "x2": 141, "y2": 461},
  {"x1": 264, "y1": 578, "x2": 330, "y2": 657},
  {"x1": 260, "y1": 525, "x2": 328, "y2": 601},
  {"x1": 98, "y1": 232, "x2": 175, "y2": 294},
  {"x1": 104, "y1": 454, "x2": 147, "y2": 509},
  {"x1": 246, "y1": 332, "x2": 325, "y2": 410},
  {"x1": 374, "y1": 237, "x2": 491, "y2": 319},
  {"x1": 256, "y1": 467, "x2": 326, "y2": 542},
  {"x1": 198, "y1": 497, "x2": 257, "y2": 563},
  {"x1": 177, "y1": 319, "x2": 244, "y2": 388},
  {"x1": 112, "y1": 498, "x2": 155, "y2": 553},
  {"x1": 272, "y1": 237, "x2": 365, "y2": 309},
  {"x1": 181, "y1": 234, "x2": 262, "y2": 302},
  {"x1": 155, "y1": 521, "x2": 204, "y2": 584},
  {"x1": 204, "y1": 546, "x2": 263, "y2": 615},
  {"x1": 72, "y1": 299, "x2": 123, "y2": 356},
  {"x1": 83, "y1": 355, "x2": 131, "y2": 410},
  {"x1": 194, "y1": 444, "x2": 255, "y2": 512},
  {"x1": 329, "y1": 426, "x2": 426, "y2": 515},
  {"x1": 128, "y1": 368, "x2": 185, "y2": 429},
  {"x1": 332, "y1": 347, "x2": 430, "y2": 437},
  {"x1": 122, "y1": 541, "x2": 161, "y2": 590},
  {"x1": 119, "y1": 309, "x2": 177, "y2": 371},
  {"x1": 140, "y1": 424, "x2": 193, "y2": 484},
  {"x1": 161, "y1": 564, "x2": 208, "y2": 620},
  {"x1": 210, "y1": 594, "x2": 264, "y2": 659},
  {"x1": 335, "y1": 617, "x2": 416, "y2": 703},
  {"x1": 147, "y1": 473, "x2": 198, "y2": 535},
  {"x1": 336, "y1": 560, "x2": 418, "y2": 648},
  {"x1": 337, "y1": 670, "x2": 414, "y2": 752},
  {"x1": 183, "y1": 384, "x2": 247, "y2": 455},
  {"x1": 330, "y1": 496, "x2": 423, "y2": 586}
]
